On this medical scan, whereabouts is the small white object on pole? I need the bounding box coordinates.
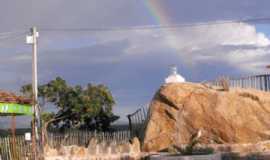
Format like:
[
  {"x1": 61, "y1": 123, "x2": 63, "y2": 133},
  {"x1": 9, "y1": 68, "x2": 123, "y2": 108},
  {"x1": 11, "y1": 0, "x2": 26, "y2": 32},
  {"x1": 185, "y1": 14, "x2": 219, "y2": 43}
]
[
  {"x1": 165, "y1": 65, "x2": 185, "y2": 83},
  {"x1": 26, "y1": 32, "x2": 39, "y2": 44},
  {"x1": 26, "y1": 36, "x2": 33, "y2": 44},
  {"x1": 25, "y1": 132, "x2": 31, "y2": 141}
]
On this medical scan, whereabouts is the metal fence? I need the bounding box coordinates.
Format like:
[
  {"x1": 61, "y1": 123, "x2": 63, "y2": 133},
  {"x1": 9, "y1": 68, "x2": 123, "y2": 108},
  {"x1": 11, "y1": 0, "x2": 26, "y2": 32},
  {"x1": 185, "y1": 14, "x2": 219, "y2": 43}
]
[
  {"x1": 47, "y1": 129, "x2": 131, "y2": 148},
  {"x1": 127, "y1": 106, "x2": 149, "y2": 141},
  {"x1": 210, "y1": 74, "x2": 270, "y2": 91},
  {"x1": 0, "y1": 129, "x2": 131, "y2": 160}
]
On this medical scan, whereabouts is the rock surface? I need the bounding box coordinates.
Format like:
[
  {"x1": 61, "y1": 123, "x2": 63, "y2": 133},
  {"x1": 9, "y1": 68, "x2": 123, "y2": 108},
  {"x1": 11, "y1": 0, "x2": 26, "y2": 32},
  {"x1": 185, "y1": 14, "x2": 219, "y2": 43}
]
[
  {"x1": 143, "y1": 83, "x2": 270, "y2": 152},
  {"x1": 44, "y1": 137, "x2": 142, "y2": 160}
]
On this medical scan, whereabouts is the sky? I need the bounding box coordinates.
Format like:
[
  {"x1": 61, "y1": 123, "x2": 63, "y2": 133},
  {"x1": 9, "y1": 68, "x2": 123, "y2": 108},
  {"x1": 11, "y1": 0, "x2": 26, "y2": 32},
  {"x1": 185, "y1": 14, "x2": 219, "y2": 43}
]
[{"x1": 1, "y1": 0, "x2": 270, "y2": 127}]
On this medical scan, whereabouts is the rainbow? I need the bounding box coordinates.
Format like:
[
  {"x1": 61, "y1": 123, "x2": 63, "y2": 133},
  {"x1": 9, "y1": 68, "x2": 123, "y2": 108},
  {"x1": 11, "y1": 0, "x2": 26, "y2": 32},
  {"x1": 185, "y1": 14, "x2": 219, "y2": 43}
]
[
  {"x1": 142, "y1": 0, "x2": 171, "y2": 25},
  {"x1": 141, "y1": 0, "x2": 181, "y2": 52},
  {"x1": 141, "y1": 0, "x2": 195, "y2": 69}
]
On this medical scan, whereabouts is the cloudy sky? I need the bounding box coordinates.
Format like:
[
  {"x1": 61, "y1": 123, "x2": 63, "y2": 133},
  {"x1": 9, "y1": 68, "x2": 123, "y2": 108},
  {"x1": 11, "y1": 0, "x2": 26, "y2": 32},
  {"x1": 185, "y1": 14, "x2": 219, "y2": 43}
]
[{"x1": 1, "y1": 0, "x2": 270, "y2": 127}]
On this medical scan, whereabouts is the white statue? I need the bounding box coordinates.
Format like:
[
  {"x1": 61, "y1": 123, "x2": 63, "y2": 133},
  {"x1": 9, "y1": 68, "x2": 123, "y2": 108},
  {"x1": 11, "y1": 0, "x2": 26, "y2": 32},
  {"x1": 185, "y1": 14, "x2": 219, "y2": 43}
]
[{"x1": 165, "y1": 66, "x2": 185, "y2": 83}]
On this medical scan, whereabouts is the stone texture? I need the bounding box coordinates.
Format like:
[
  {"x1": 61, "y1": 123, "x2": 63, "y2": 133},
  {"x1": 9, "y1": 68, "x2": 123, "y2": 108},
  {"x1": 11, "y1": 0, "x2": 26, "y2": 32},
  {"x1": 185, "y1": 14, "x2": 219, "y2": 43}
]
[
  {"x1": 143, "y1": 82, "x2": 270, "y2": 152},
  {"x1": 149, "y1": 153, "x2": 222, "y2": 160},
  {"x1": 205, "y1": 140, "x2": 270, "y2": 153},
  {"x1": 44, "y1": 137, "x2": 142, "y2": 159},
  {"x1": 131, "y1": 137, "x2": 141, "y2": 153},
  {"x1": 44, "y1": 144, "x2": 58, "y2": 157}
]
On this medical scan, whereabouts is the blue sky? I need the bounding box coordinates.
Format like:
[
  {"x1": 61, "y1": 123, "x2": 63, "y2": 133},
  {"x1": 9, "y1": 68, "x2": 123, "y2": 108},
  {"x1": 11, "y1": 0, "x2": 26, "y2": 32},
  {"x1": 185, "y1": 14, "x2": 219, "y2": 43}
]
[
  {"x1": 256, "y1": 24, "x2": 270, "y2": 37},
  {"x1": 1, "y1": 0, "x2": 270, "y2": 127}
]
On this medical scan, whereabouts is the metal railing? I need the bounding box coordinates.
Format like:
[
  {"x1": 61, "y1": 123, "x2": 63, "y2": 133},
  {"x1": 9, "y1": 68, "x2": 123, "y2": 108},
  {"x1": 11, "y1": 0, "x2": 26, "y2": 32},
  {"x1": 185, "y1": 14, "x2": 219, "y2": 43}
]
[
  {"x1": 210, "y1": 74, "x2": 270, "y2": 91},
  {"x1": 127, "y1": 106, "x2": 149, "y2": 141},
  {"x1": 47, "y1": 129, "x2": 130, "y2": 147}
]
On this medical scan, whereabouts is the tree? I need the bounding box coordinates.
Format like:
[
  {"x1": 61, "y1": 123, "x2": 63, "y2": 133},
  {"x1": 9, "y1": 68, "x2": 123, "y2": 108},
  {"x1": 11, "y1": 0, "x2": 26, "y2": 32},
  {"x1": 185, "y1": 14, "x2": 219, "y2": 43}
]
[
  {"x1": 21, "y1": 77, "x2": 119, "y2": 131},
  {"x1": 41, "y1": 112, "x2": 55, "y2": 125}
]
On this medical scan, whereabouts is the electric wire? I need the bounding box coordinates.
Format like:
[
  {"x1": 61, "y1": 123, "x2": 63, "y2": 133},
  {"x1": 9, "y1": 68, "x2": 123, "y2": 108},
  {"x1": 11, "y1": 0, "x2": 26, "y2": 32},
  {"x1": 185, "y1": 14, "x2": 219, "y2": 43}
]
[
  {"x1": 0, "y1": 30, "x2": 27, "y2": 36},
  {"x1": 0, "y1": 32, "x2": 27, "y2": 40},
  {"x1": 0, "y1": 17, "x2": 269, "y2": 42},
  {"x1": 39, "y1": 17, "x2": 270, "y2": 32},
  {"x1": 0, "y1": 33, "x2": 26, "y2": 45}
]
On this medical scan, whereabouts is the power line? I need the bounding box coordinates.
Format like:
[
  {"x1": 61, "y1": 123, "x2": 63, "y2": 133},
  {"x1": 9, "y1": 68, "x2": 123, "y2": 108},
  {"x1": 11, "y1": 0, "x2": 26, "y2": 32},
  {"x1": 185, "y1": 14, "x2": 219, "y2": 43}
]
[
  {"x1": 0, "y1": 16, "x2": 269, "y2": 42},
  {"x1": 0, "y1": 16, "x2": 269, "y2": 36},
  {"x1": 39, "y1": 17, "x2": 270, "y2": 32},
  {"x1": 0, "y1": 33, "x2": 26, "y2": 45},
  {"x1": 0, "y1": 32, "x2": 27, "y2": 40},
  {"x1": 0, "y1": 31, "x2": 28, "y2": 41},
  {"x1": 0, "y1": 30, "x2": 27, "y2": 36}
]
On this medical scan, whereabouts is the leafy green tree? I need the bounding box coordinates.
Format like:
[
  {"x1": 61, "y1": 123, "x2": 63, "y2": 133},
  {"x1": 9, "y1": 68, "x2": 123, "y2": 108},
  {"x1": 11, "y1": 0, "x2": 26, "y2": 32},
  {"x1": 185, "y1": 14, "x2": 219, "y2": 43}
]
[
  {"x1": 41, "y1": 112, "x2": 55, "y2": 125},
  {"x1": 21, "y1": 77, "x2": 119, "y2": 131}
]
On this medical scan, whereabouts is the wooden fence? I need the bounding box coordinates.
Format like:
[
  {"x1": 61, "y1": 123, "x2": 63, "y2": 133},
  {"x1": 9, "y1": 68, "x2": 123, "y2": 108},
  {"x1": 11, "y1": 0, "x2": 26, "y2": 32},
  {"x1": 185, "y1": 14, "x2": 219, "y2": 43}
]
[
  {"x1": 127, "y1": 106, "x2": 149, "y2": 141},
  {"x1": 0, "y1": 129, "x2": 131, "y2": 160},
  {"x1": 210, "y1": 74, "x2": 270, "y2": 91},
  {"x1": 0, "y1": 135, "x2": 33, "y2": 160}
]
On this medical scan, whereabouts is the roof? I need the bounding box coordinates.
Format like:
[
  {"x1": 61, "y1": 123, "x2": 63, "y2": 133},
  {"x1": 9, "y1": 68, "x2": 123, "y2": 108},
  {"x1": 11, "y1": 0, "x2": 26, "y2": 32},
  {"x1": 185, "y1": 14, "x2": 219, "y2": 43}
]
[
  {"x1": 0, "y1": 91, "x2": 33, "y2": 115},
  {"x1": 0, "y1": 91, "x2": 32, "y2": 105},
  {"x1": 0, "y1": 103, "x2": 33, "y2": 115}
]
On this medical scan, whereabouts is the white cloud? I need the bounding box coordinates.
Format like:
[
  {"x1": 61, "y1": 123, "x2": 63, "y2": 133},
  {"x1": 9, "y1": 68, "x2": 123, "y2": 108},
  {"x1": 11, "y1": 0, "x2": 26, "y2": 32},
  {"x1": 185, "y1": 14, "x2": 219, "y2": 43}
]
[
  {"x1": 92, "y1": 22, "x2": 270, "y2": 73},
  {"x1": 1, "y1": 22, "x2": 268, "y2": 93}
]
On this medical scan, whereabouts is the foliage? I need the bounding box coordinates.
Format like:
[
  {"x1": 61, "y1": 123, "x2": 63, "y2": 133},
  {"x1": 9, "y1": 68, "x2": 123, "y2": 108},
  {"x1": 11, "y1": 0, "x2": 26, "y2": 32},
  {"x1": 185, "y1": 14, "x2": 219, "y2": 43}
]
[
  {"x1": 169, "y1": 130, "x2": 214, "y2": 156},
  {"x1": 169, "y1": 145, "x2": 214, "y2": 156},
  {"x1": 179, "y1": 137, "x2": 200, "y2": 155},
  {"x1": 41, "y1": 112, "x2": 55, "y2": 124},
  {"x1": 218, "y1": 76, "x2": 230, "y2": 91},
  {"x1": 246, "y1": 153, "x2": 260, "y2": 160},
  {"x1": 21, "y1": 77, "x2": 119, "y2": 131}
]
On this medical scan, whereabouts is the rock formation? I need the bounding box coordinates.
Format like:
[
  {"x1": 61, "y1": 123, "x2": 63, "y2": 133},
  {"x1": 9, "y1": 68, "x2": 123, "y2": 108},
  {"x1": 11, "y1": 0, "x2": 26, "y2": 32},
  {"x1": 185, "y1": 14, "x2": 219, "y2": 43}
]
[{"x1": 143, "y1": 83, "x2": 270, "y2": 152}]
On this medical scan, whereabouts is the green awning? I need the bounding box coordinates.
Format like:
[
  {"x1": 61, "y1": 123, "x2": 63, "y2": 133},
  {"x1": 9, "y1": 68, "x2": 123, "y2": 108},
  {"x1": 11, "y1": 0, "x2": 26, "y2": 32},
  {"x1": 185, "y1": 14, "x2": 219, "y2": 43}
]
[{"x1": 0, "y1": 103, "x2": 33, "y2": 116}]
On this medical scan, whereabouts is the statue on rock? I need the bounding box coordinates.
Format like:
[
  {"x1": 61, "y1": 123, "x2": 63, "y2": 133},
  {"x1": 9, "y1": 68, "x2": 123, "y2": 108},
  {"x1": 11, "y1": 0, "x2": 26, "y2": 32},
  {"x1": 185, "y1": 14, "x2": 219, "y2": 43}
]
[{"x1": 165, "y1": 65, "x2": 185, "y2": 84}]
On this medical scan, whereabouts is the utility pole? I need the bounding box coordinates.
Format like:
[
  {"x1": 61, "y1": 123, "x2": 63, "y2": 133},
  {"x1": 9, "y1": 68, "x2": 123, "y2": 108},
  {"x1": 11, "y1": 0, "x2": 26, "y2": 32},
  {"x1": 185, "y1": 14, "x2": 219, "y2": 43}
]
[{"x1": 27, "y1": 27, "x2": 41, "y2": 159}]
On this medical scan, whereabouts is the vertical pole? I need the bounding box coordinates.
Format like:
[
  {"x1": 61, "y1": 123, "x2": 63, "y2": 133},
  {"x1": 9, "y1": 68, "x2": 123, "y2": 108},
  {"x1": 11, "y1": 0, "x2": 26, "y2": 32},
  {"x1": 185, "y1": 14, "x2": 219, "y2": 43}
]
[
  {"x1": 31, "y1": 27, "x2": 40, "y2": 160},
  {"x1": 11, "y1": 115, "x2": 16, "y2": 159},
  {"x1": 11, "y1": 115, "x2": 16, "y2": 142},
  {"x1": 127, "y1": 115, "x2": 132, "y2": 133}
]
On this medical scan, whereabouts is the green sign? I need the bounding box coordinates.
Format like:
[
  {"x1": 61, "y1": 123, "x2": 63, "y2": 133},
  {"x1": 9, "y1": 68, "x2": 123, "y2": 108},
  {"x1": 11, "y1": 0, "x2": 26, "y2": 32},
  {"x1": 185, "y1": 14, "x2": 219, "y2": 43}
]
[{"x1": 0, "y1": 103, "x2": 33, "y2": 115}]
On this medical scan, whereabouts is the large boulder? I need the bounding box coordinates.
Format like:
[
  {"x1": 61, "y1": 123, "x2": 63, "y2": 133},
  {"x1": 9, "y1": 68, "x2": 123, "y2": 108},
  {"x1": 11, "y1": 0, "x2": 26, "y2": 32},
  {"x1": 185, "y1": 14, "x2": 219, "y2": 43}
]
[{"x1": 143, "y1": 82, "x2": 270, "y2": 152}]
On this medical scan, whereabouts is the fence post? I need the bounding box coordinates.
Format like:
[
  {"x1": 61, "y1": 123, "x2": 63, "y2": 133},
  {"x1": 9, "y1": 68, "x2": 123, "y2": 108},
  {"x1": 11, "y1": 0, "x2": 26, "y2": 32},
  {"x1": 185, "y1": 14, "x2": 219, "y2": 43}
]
[
  {"x1": 127, "y1": 115, "x2": 133, "y2": 133},
  {"x1": 264, "y1": 75, "x2": 267, "y2": 91},
  {"x1": 266, "y1": 75, "x2": 270, "y2": 91}
]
